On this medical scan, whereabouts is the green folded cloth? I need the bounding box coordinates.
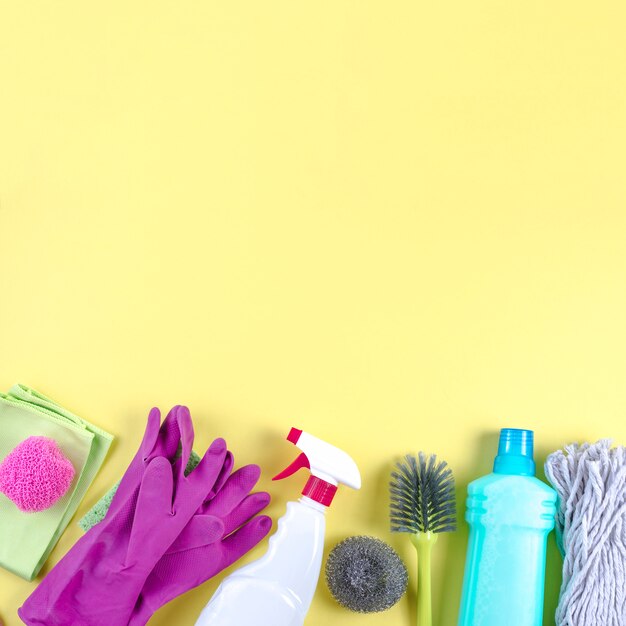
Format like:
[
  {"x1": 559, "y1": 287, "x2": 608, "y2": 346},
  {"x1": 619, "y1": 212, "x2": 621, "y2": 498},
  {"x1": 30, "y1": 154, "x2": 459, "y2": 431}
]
[{"x1": 0, "y1": 384, "x2": 113, "y2": 580}]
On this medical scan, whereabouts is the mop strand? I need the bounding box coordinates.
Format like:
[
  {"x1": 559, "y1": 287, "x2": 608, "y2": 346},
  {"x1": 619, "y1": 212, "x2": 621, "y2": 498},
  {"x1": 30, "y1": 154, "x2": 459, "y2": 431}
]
[{"x1": 545, "y1": 440, "x2": 626, "y2": 626}]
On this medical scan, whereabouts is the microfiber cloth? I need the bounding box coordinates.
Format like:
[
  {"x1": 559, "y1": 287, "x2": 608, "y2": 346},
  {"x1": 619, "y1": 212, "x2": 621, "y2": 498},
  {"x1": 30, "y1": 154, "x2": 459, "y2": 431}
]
[{"x1": 0, "y1": 384, "x2": 113, "y2": 580}]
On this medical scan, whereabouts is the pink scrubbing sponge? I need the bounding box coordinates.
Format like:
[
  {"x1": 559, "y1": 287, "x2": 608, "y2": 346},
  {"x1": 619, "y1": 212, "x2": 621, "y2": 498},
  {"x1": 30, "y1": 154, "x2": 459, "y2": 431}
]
[{"x1": 0, "y1": 436, "x2": 75, "y2": 513}]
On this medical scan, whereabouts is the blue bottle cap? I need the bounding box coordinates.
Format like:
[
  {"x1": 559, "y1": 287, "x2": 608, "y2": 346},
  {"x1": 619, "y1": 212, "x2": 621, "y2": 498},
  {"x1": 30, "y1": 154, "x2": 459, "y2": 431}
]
[{"x1": 493, "y1": 428, "x2": 535, "y2": 476}]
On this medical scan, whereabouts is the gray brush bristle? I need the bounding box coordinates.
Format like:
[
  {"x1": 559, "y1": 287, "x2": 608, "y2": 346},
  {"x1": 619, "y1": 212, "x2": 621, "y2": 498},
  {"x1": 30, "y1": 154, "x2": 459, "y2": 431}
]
[
  {"x1": 325, "y1": 536, "x2": 408, "y2": 613},
  {"x1": 390, "y1": 452, "x2": 457, "y2": 534}
]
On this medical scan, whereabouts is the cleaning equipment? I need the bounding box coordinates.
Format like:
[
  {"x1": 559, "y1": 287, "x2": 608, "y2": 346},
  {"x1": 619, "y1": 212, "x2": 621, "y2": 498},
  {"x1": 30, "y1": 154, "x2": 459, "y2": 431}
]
[
  {"x1": 20, "y1": 405, "x2": 272, "y2": 626},
  {"x1": 78, "y1": 450, "x2": 201, "y2": 531},
  {"x1": 457, "y1": 428, "x2": 557, "y2": 626},
  {"x1": 545, "y1": 440, "x2": 626, "y2": 626},
  {"x1": 0, "y1": 436, "x2": 75, "y2": 512},
  {"x1": 0, "y1": 384, "x2": 113, "y2": 580},
  {"x1": 325, "y1": 536, "x2": 408, "y2": 613},
  {"x1": 390, "y1": 452, "x2": 457, "y2": 626},
  {"x1": 196, "y1": 427, "x2": 361, "y2": 626}
]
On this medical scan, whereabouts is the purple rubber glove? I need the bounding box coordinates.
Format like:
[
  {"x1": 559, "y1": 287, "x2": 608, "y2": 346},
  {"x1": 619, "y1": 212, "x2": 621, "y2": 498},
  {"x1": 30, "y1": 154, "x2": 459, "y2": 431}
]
[
  {"x1": 104, "y1": 405, "x2": 233, "y2": 525},
  {"x1": 129, "y1": 464, "x2": 272, "y2": 625},
  {"x1": 19, "y1": 406, "x2": 229, "y2": 626},
  {"x1": 19, "y1": 406, "x2": 234, "y2": 620}
]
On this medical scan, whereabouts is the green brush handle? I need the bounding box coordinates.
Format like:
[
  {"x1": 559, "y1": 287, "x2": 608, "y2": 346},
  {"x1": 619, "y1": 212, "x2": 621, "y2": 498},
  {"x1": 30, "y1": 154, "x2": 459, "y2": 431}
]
[{"x1": 411, "y1": 531, "x2": 438, "y2": 626}]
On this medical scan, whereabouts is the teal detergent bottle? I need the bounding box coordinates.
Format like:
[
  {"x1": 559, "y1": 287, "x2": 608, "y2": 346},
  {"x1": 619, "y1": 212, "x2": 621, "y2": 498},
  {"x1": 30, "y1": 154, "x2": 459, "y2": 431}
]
[{"x1": 457, "y1": 429, "x2": 557, "y2": 626}]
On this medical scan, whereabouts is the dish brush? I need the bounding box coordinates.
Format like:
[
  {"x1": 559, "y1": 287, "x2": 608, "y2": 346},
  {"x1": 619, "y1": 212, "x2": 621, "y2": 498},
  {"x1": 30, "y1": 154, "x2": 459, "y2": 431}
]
[{"x1": 390, "y1": 452, "x2": 457, "y2": 626}]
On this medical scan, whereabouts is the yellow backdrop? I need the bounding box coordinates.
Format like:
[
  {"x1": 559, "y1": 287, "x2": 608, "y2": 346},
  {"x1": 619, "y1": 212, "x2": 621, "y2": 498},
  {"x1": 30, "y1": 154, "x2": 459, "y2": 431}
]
[{"x1": 2, "y1": 1, "x2": 626, "y2": 625}]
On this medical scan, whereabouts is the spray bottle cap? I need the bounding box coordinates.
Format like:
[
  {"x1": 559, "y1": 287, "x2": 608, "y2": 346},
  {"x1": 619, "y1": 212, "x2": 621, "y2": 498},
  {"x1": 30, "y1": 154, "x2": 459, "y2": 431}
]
[
  {"x1": 493, "y1": 428, "x2": 535, "y2": 476},
  {"x1": 272, "y1": 427, "x2": 361, "y2": 507}
]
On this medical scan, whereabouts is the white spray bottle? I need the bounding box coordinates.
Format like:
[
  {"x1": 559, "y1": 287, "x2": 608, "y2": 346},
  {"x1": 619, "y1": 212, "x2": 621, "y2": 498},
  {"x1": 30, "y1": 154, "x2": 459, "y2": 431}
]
[{"x1": 195, "y1": 427, "x2": 361, "y2": 626}]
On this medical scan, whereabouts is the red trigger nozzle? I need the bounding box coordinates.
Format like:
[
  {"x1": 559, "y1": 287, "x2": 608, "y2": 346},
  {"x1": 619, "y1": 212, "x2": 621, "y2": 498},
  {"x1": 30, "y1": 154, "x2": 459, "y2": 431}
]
[
  {"x1": 287, "y1": 428, "x2": 302, "y2": 444},
  {"x1": 272, "y1": 452, "x2": 310, "y2": 481}
]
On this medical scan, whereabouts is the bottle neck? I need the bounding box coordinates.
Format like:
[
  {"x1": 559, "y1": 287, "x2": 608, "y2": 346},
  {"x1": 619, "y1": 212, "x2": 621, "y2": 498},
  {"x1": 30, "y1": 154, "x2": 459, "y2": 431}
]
[
  {"x1": 493, "y1": 428, "x2": 536, "y2": 476},
  {"x1": 302, "y1": 475, "x2": 338, "y2": 506},
  {"x1": 299, "y1": 495, "x2": 328, "y2": 513},
  {"x1": 493, "y1": 456, "x2": 535, "y2": 476}
]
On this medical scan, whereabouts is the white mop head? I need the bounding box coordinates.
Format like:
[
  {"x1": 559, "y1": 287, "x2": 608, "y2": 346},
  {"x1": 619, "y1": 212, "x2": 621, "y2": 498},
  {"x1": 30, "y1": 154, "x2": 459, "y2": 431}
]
[{"x1": 545, "y1": 440, "x2": 626, "y2": 626}]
